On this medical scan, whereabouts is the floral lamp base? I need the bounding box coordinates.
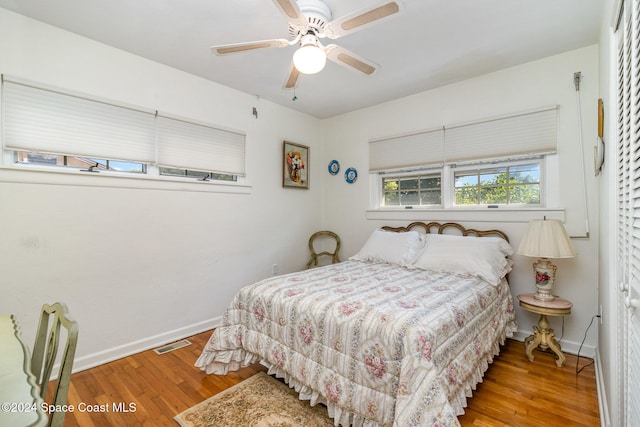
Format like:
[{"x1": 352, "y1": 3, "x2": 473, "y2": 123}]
[{"x1": 532, "y1": 258, "x2": 558, "y2": 301}]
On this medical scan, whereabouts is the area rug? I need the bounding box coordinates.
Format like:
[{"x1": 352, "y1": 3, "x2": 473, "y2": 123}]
[{"x1": 174, "y1": 372, "x2": 335, "y2": 426}]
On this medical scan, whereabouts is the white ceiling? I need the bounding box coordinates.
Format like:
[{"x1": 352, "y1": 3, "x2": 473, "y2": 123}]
[{"x1": 0, "y1": 0, "x2": 604, "y2": 119}]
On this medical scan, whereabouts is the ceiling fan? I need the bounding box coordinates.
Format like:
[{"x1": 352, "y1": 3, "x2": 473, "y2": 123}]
[{"x1": 210, "y1": 0, "x2": 402, "y2": 89}]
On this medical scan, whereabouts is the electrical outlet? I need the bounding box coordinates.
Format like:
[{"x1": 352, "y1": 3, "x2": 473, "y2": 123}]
[
  {"x1": 599, "y1": 304, "x2": 603, "y2": 325},
  {"x1": 272, "y1": 264, "x2": 278, "y2": 275}
]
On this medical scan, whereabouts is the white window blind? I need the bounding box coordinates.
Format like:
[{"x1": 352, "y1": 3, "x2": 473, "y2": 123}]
[
  {"x1": 369, "y1": 128, "x2": 444, "y2": 172},
  {"x1": 156, "y1": 115, "x2": 246, "y2": 176},
  {"x1": 369, "y1": 107, "x2": 557, "y2": 172},
  {"x1": 2, "y1": 79, "x2": 156, "y2": 163},
  {"x1": 444, "y1": 107, "x2": 558, "y2": 163}
]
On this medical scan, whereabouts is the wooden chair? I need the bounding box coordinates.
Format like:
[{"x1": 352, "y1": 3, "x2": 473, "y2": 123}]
[
  {"x1": 31, "y1": 302, "x2": 79, "y2": 427},
  {"x1": 305, "y1": 231, "x2": 341, "y2": 269}
]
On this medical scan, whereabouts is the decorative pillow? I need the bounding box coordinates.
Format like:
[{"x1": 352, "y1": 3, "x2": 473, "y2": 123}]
[
  {"x1": 350, "y1": 229, "x2": 425, "y2": 266},
  {"x1": 412, "y1": 233, "x2": 514, "y2": 285}
]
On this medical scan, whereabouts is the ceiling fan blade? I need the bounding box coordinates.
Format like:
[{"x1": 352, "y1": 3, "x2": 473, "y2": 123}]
[
  {"x1": 283, "y1": 64, "x2": 301, "y2": 89},
  {"x1": 271, "y1": 0, "x2": 308, "y2": 27},
  {"x1": 325, "y1": 45, "x2": 377, "y2": 75},
  {"x1": 323, "y1": 1, "x2": 402, "y2": 38},
  {"x1": 211, "y1": 39, "x2": 291, "y2": 55}
]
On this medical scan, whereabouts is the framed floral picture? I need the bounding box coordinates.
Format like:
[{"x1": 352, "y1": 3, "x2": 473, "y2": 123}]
[{"x1": 283, "y1": 141, "x2": 309, "y2": 189}]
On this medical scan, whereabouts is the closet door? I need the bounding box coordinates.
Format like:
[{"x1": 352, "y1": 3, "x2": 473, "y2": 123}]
[
  {"x1": 628, "y1": 5, "x2": 640, "y2": 424},
  {"x1": 615, "y1": 6, "x2": 629, "y2": 422},
  {"x1": 617, "y1": 1, "x2": 640, "y2": 425}
]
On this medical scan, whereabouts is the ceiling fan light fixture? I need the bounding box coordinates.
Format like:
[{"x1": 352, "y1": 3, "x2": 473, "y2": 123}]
[{"x1": 293, "y1": 34, "x2": 326, "y2": 74}]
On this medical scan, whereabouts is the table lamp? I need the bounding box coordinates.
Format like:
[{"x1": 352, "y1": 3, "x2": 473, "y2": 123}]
[{"x1": 517, "y1": 219, "x2": 576, "y2": 301}]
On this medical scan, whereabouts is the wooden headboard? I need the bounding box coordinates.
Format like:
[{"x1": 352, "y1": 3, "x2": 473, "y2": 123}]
[{"x1": 381, "y1": 221, "x2": 509, "y2": 242}]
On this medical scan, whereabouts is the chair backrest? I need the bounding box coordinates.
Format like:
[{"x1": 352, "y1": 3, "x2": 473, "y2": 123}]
[
  {"x1": 31, "y1": 302, "x2": 79, "y2": 427},
  {"x1": 306, "y1": 230, "x2": 341, "y2": 269}
]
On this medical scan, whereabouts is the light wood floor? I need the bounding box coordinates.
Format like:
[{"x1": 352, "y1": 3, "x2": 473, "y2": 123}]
[{"x1": 58, "y1": 331, "x2": 600, "y2": 427}]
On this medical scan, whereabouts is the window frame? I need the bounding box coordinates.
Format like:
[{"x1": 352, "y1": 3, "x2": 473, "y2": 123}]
[
  {"x1": 159, "y1": 167, "x2": 237, "y2": 182},
  {"x1": 450, "y1": 158, "x2": 544, "y2": 208},
  {"x1": 371, "y1": 156, "x2": 545, "y2": 210},
  {"x1": 380, "y1": 170, "x2": 443, "y2": 208},
  {"x1": 13, "y1": 151, "x2": 147, "y2": 174}
]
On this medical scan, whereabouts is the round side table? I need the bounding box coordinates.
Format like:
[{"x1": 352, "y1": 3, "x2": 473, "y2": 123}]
[{"x1": 517, "y1": 293, "x2": 572, "y2": 367}]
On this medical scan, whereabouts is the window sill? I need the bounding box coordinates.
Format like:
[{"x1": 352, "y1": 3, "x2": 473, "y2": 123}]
[
  {"x1": 0, "y1": 166, "x2": 251, "y2": 194},
  {"x1": 365, "y1": 207, "x2": 565, "y2": 223}
]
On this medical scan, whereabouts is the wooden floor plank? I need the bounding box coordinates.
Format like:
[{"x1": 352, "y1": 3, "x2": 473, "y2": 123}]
[{"x1": 56, "y1": 332, "x2": 598, "y2": 427}]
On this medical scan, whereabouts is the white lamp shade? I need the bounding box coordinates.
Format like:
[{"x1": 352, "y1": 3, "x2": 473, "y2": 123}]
[
  {"x1": 293, "y1": 45, "x2": 326, "y2": 74},
  {"x1": 517, "y1": 219, "x2": 576, "y2": 258}
]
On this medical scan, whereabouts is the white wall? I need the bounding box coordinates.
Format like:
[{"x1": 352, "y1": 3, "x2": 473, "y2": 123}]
[
  {"x1": 0, "y1": 9, "x2": 324, "y2": 370},
  {"x1": 321, "y1": 45, "x2": 601, "y2": 356}
]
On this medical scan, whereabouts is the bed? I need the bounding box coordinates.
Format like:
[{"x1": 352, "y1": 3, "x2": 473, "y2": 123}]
[{"x1": 195, "y1": 222, "x2": 517, "y2": 427}]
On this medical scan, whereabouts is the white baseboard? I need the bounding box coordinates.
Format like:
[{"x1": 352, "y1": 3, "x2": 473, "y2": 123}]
[
  {"x1": 71, "y1": 316, "x2": 222, "y2": 374},
  {"x1": 511, "y1": 328, "x2": 596, "y2": 358},
  {"x1": 594, "y1": 347, "x2": 611, "y2": 427}
]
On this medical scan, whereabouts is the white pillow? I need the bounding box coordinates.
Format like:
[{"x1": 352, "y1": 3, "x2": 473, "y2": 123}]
[
  {"x1": 412, "y1": 233, "x2": 514, "y2": 285},
  {"x1": 350, "y1": 229, "x2": 425, "y2": 266}
]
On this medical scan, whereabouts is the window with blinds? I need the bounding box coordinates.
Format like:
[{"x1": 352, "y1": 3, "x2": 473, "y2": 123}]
[
  {"x1": 369, "y1": 107, "x2": 554, "y2": 208},
  {"x1": 2, "y1": 79, "x2": 156, "y2": 163},
  {"x1": 369, "y1": 106, "x2": 557, "y2": 172},
  {"x1": 156, "y1": 115, "x2": 245, "y2": 176},
  {"x1": 1, "y1": 77, "x2": 246, "y2": 179},
  {"x1": 443, "y1": 107, "x2": 557, "y2": 163},
  {"x1": 369, "y1": 128, "x2": 443, "y2": 172}
]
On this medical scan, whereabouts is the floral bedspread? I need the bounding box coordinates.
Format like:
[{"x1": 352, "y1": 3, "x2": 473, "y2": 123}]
[{"x1": 195, "y1": 260, "x2": 517, "y2": 427}]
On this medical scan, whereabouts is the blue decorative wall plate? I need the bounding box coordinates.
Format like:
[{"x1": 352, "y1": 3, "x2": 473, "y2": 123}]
[
  {"x1": 328, "y1": 160, "x2": 340, "y2": 175},
  {"x1": 345, "y1": 167, "x2": 358, "y2": 184}
]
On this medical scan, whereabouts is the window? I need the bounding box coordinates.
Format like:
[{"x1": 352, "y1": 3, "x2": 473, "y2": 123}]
[
  {"x1": 375, "y1": 159, "x2": 541, "y2": 208},
  {"x1": 369, "y1": 107, "x2": 555, "y2": 210},
  {"x1": 91, "y1": 158, "x2": 145, "y2": 173},
  {"x1": 159, "y1": 167, "x2": 236, "y2": 182},
  {"x1": 156, "y1": 115, "x2": 245, "y2": 176},
  {"x1": 453, "y1": 161, "x2": 541, "y2": 206},
  {"x1": 14, "y1": 151, "x2": 145, "y2": 173},
  {"x1": 382, "y1": 173, "x2": 441, "y2": 206},
  {"x1": 2, "y1": 77, "x2": 246, "y2": 184}
]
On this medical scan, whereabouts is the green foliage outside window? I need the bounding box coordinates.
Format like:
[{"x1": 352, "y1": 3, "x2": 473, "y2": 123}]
[
  {"x1": 381, "y1": 162, "x2": 540, "y2": 207},
  {"x1": 454, "y1": 163, "x2": 540, "y2": 205},
  {"x1": 383, "y1": 175, "x2": 441, "y2": 206}
]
